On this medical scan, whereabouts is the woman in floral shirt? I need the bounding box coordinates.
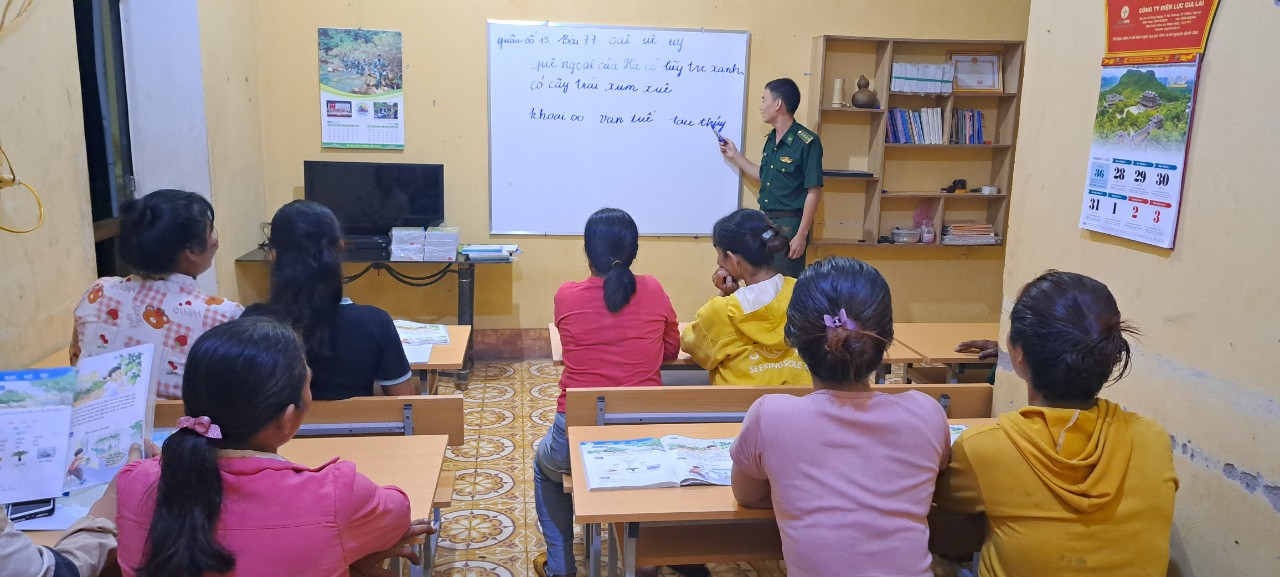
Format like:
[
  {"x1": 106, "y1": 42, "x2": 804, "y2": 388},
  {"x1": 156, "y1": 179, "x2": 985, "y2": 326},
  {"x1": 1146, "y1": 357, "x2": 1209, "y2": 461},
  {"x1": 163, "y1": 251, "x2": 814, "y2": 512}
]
[{"x1": 72, "y1": 189, "x2": 243, "y2": 399}]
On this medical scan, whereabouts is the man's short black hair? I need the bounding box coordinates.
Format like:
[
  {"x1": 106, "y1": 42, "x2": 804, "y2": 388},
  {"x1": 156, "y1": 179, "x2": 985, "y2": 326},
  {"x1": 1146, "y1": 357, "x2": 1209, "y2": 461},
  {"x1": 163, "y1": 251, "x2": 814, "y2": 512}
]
[{"x1": 764, "y1": 78, "x2": 801, "y2": 115}]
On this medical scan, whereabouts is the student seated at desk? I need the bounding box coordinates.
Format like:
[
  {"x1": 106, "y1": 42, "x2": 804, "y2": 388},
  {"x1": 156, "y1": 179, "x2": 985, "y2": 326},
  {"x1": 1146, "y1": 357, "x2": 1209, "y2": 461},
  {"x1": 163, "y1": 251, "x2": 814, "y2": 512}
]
[
  {"x1": 731, "y1": 257, "x2": 949, "y2": 577},
  {"x1": 533, "y1": 208, "x2": 679, "y2": 577},
  {"x1": 935, "y1": 271, "x2": 1178, "y2": 577},
  {"x1": 681, "y1": 208, "x2": 810, "y2": 385},
  {"x1": 115, "y1": 317, "x2": 422, "y2": 577},
  {"x1": 242, "y1": 200, "x2": 414, "y2": 400},
  {"x1": 72, "y1": 189, "x2": 244, "y2": 399},
  {"x1": 2, "y1": 443, "x2": 149, "y2": 577}
]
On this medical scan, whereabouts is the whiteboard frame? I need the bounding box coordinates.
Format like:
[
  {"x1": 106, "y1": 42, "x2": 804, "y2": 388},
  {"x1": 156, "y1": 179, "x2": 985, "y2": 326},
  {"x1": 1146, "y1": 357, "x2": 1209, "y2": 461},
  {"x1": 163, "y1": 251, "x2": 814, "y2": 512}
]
[{"x1": 486, "y1": 20, "x2": 752, "y2": 236}]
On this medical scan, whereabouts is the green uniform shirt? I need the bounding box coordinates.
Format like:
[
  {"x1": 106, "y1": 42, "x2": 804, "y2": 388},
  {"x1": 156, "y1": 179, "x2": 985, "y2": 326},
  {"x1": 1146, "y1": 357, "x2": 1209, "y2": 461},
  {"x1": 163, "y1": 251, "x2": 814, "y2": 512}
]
[{"x1": 758, "y1": 121, "x2": 824, "y2": 212}]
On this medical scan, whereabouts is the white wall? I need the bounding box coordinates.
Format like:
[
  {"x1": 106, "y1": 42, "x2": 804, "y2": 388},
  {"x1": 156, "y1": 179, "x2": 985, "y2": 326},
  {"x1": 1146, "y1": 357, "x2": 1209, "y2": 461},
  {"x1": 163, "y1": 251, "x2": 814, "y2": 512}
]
[{"x1": 120, "y1": 0, "x2": 217, "y2": 293}]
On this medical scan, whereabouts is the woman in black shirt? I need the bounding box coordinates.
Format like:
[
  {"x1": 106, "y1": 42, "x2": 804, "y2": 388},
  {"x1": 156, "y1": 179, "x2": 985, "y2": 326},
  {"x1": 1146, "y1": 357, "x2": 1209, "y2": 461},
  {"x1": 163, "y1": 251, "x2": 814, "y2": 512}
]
[{"x1": 244, "y1": 200, "x2": 414, "y2": 399}]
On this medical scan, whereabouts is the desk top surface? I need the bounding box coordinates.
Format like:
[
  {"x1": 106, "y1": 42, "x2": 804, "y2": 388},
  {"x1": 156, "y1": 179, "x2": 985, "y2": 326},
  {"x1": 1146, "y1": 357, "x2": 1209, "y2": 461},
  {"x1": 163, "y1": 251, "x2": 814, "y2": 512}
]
[
  {"x1": 279, "y1": 435, "x2": 448, "y2": 517},
  {"x1": 412, "y1": 325, "x2": 471, "y2": 370},
  {"x1": 31, "y1": 325, "x2": 471, "y2": 372},
  {"x1": 568, "y1": 419, "x2": 993, "y2": 523},
  {"x1": 551, "y1": 323, "x2": 924, "y2": 366},
  {"x1": 893, "y1": 323, "x2": 1000, "y2": 365},
  {"x1": 235, "y1": 247, "x2": 510, "y2": 265},
  {"x1": 24, "y1": 435, "x2": 449, "y2": 547}
]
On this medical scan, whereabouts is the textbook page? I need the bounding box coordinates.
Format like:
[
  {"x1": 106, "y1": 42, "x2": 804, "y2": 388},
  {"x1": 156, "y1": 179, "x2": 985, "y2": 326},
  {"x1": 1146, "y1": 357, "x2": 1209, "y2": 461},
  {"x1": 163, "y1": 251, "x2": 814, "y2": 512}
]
[
  {"x1": 661, "y1": 435, "x2": 734, "y2": 486},
  {"x1": 64, "y1": 344, "x2": 155, "y2": 492},
  {"x1": 0, "y1": 406, "x2": 74, "y2": 503},
  {"x1": 580, "y1": 437, "x2": 679, "y2": 490},
  {"x1": 393, "y1": 320, "x2": 450, "y2": 345}
]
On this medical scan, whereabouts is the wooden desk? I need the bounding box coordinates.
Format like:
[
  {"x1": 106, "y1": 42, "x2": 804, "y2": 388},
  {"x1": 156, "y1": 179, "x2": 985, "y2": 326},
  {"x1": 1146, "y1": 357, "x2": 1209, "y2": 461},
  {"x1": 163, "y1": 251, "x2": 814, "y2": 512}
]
[
  {"x1": 30, "y1": 324, "x2": 472, "y2": 394},
  {"x1": 25, "y1": 435, "x2": 451, "y2": 575},
  {"x1": 410, "y1": 324, "x2": 472, "y2": 394},
  {"x1": 550, "y1": 323, "x2": 697, "y2": 367},
  {"x1": 569, "y1": 419, "x2": 993, "y2": 577},
  {"x1": 894, "y1": 323, "x2": 999, "y2": 383}
]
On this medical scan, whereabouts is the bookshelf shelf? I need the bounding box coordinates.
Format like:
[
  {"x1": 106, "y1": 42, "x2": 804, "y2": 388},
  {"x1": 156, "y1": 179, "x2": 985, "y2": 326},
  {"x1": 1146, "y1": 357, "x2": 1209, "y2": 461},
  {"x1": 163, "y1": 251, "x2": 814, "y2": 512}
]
[
  {"x1": 809, "y1": 35, "x2": 1023, "y2": 246},
  {"x1": 889, "y1": 91, "x2": 1019, "y2": 98},
  {"x1": 883, "y1": 144, "x2": 1012, "y2": 149},
  {"x1": 819, "y1": 105, "x2": 886, "y2": 113},
  {"x1": 881, "y1": 192, "x2": 1008, "y2": 199}
]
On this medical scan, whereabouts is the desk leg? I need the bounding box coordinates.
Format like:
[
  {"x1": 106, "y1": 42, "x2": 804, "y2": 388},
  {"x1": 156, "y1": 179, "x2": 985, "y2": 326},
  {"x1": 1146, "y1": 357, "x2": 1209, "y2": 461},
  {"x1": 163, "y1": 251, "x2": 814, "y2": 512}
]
[
  {"x1": 420, "y1": 506, "x2": 440, "y2": 574},
  {"x1": 456, "y1": 262, "x2": 475, "y2": 385},
  {"x1": 903, "y1": 363, "x2": 913, "y2": 384},
  {"x1": 607, "y1": 524, "x2": 619, "y2": 577},
  {"x1": 587, "y1": 522, "x2": 601, "y2": 577},
  {"x1": 623, "y1": 522, "x2": 638, "y2": 577}
]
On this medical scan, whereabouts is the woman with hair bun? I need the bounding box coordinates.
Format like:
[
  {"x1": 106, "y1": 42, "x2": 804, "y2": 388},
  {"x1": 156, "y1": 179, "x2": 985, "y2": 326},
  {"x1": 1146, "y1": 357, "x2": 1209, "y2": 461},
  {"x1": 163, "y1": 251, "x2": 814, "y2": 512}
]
[
  {"x1": 730, "y1": 256, "x2": 949, "y2": 577},
  {"x1": 72, "y1": 189, "x2": 243, "y2": 399},
  {"x1": 936, "y1": 270, "x2": 1177, "y2": 577},
  {"x1": 681, "y1": 208, "x2": 810, "y2": 385}
]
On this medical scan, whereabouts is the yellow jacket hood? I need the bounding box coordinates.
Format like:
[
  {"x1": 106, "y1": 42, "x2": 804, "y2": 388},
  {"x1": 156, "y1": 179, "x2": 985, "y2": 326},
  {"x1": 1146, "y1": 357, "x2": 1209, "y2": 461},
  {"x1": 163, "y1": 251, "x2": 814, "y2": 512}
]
[{"x1": 997, "y1": 398, "x2": 1135, "y2": 513}]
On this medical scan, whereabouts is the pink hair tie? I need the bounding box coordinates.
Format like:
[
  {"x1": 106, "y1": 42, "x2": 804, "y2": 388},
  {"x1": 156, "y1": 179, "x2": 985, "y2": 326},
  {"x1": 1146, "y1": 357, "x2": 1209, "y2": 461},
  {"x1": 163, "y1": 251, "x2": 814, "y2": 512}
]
[{"x1": 176, "y1": 415, "x2": 223, "y2": 439}]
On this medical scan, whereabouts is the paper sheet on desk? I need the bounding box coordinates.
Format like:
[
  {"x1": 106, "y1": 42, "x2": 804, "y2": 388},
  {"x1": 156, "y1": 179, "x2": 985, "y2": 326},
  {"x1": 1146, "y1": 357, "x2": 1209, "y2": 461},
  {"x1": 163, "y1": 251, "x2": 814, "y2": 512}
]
[
  {"x1": 403, "y1": 344, "x2": 433, "y2": 365},
  {"x1": 13, "y1": 485, "x2": 108, "y2": 531}
]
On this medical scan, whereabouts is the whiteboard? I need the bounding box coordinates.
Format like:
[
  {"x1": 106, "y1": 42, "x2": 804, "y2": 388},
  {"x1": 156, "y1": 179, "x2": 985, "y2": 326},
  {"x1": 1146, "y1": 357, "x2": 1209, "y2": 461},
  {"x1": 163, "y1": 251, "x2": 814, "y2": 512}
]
[{"x1": 488, "y1": 21, "x2": 749, "y2": 235}]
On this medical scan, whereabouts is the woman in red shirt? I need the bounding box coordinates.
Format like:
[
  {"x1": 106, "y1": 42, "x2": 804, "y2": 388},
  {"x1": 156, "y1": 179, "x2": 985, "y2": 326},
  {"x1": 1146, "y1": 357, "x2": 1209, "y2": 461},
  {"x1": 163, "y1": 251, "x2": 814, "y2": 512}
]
[{"x1": 533, "y1": 208, "x2": 679, "y2": 577}]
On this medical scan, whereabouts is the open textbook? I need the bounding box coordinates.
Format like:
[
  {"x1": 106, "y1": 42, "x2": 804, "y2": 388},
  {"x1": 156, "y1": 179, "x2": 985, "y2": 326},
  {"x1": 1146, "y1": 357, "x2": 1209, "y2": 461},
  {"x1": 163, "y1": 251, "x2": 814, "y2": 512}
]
[
  {"x1": 0, "y1": 344, "x2": 156, "y2": 504},
  {"x1": 579, "y1": 435, "x2": 734, "y2": 491}
]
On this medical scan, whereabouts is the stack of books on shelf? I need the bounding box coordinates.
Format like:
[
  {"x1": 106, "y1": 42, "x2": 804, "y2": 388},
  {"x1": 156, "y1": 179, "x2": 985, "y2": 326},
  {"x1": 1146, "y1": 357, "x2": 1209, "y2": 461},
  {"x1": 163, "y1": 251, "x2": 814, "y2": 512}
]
[
  {"x1": 890, "y1": 62, "x2": 953, "y2": 94},
  {"x1": 950, "y1": 109, "x2": 986, "y2": 145},
  {"x1": 887, "y1": 108, "x2": 945, "y2": 145},
  {"x1": 942, "y1": 221, "x2": 1001, "y2": 246}
]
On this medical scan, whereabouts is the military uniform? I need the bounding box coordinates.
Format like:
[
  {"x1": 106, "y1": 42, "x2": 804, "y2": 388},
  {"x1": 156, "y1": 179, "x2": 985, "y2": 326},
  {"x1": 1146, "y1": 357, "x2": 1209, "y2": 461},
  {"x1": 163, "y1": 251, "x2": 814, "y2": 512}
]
[{"x1": 758, "y1": 121, "x2": 823, "y2": 277}]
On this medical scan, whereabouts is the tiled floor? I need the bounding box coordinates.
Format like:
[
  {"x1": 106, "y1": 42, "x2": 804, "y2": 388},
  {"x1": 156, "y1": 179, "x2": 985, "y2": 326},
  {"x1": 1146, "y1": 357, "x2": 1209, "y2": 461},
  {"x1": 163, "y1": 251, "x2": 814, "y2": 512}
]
[{"x1": 430, "y1": 360, "x2": 794, "y2": 577}]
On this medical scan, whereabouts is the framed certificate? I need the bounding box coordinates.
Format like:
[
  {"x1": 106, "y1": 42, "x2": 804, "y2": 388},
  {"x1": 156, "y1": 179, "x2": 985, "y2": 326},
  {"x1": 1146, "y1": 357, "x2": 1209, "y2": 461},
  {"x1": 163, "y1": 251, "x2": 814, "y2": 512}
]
[{"x1": 949, "y1": 52, "x2": 1003, "y2": 93}]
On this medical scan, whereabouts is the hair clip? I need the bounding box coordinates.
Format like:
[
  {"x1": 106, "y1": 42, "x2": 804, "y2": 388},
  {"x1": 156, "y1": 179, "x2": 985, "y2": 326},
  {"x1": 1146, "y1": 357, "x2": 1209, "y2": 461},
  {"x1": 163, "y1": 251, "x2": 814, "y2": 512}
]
[
  {"x1": 823, "y1": 308, "x2": 857, "y2": 331},
  {"x1": 761, "y1": 230, "x2": 775, "y2": 240},
  {"x1": 177, "y1": 415, "x2": 223, "y2": 439},
  {"x1": 611, "y1": 259, "x2": 622, "y2": 268}
]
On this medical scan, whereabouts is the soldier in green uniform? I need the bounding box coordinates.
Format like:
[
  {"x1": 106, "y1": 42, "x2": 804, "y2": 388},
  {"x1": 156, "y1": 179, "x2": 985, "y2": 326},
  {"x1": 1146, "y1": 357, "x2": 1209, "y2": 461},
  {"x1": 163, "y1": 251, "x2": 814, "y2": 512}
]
[{"x1": 719, "y1": 78, "x2": 823, "y2": 277}]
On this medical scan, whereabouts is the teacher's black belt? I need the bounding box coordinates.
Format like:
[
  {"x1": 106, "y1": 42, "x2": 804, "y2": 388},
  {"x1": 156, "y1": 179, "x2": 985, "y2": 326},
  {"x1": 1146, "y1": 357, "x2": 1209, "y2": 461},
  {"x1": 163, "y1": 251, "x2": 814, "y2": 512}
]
[{"x1": 763, "y1": 210, "x2": 802, "y2": 219}]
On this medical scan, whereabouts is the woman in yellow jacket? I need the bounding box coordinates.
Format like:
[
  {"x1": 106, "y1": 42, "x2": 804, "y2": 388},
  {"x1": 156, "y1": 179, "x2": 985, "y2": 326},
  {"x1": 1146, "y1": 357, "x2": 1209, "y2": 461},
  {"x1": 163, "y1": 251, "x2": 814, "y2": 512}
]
[
  {"x1": 681, "y1": 209, "x2": 811, "y2": 385},
  {"x1": 935, "y1": 271, "x2": 1178, "y2": 577}
]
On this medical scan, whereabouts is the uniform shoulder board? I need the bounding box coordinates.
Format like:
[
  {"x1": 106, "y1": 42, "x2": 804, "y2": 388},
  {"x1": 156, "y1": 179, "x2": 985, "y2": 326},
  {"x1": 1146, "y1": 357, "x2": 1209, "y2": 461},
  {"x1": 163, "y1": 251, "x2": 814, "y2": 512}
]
[{"x1": 796, "y1": 130, "x2": 815, "y2": 144}]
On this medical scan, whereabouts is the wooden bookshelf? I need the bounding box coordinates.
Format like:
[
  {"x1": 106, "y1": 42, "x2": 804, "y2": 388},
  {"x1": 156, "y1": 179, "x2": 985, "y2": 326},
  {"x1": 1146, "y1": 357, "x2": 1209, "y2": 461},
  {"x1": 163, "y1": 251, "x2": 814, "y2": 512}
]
[{"x1": 808, "y1": 36, "x2": 1024, "y2": 246}]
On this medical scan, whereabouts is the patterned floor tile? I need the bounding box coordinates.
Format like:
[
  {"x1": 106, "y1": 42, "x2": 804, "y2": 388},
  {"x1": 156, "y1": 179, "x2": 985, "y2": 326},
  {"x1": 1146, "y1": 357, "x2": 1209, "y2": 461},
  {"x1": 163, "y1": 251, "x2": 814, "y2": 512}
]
[{"x1": 433, "y1": 360, "x2": 788, "y2": 577}]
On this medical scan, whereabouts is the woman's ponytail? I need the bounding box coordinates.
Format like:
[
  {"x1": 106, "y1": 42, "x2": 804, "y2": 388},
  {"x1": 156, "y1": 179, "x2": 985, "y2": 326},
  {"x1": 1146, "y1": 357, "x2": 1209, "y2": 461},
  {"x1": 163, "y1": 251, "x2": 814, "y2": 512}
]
[
  {"x1": 583, "y1": 208, "x2": 640, "y2": 313},
  {"x1": 602, "y1": 259, "x2": 638, "y2": 314},
  {"x1": 139, "y1": 429, "x2": 234, "y2": 577}
]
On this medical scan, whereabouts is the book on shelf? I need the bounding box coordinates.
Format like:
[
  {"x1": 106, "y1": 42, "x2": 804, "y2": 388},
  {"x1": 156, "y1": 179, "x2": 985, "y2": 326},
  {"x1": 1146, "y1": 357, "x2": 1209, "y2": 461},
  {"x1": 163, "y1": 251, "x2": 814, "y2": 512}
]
[
  {"x1": 0, "y1": 344, "x2": 157, "y2": 504},
  {"x1": 886, "y1": 108, "x2": 945, "y2": 145},
  {"x1": 950, "y1": 109, "x2": 987, "y2": 145},
  {"x1": 890, "y1": 62, "x2": 953, "y2": 94},
  {"x1": 579, "y1": 435, "x2": 734, "y2": 491},
  {"x1": 942, "y1": 221, "x2": 1002, "y2": 245}
]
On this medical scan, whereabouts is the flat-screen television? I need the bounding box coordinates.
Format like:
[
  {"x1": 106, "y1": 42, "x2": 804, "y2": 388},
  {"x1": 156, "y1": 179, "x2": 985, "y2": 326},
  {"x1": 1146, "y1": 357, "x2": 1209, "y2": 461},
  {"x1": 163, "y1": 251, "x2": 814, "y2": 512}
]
[{"x1": 303, "y1": 161, "x2": 445, "y2": 236}]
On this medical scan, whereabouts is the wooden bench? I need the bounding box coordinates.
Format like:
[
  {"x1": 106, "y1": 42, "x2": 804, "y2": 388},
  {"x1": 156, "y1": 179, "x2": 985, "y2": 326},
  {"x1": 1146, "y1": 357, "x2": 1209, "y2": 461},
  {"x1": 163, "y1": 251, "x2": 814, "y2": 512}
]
[
  {"x1": 154, "y1": 394, "x2": 465, "y2": 445},
  {"x1": 565, "y1": 383, "x2": 992, "y2": 428}
]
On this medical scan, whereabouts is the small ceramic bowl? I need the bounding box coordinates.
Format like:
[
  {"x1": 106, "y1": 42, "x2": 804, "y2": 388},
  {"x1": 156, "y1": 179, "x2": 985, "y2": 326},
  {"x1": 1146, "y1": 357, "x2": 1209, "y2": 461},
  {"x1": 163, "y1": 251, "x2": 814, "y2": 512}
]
[{"x1": 891, "y1": 228, "x2": 921, "y2": 243}]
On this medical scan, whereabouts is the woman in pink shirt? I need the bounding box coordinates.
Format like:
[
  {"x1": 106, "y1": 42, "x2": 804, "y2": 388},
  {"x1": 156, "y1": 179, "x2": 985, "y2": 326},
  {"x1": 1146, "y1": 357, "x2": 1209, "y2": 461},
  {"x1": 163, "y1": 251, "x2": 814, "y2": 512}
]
[
  {"x1": 533, "y1": 208, "x2": 679, "y2": 577},
  {"x1": 115, "y1": 317, "x2": 423, "y2": 577},
  {"x1": 731, "y1": 257, "x2": 950, "y2": 577}
]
